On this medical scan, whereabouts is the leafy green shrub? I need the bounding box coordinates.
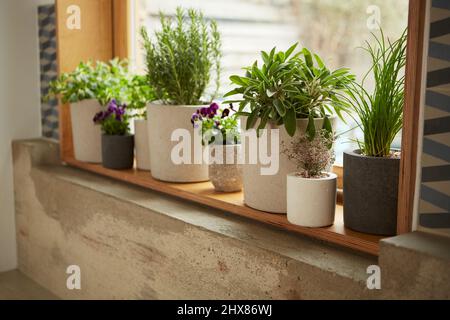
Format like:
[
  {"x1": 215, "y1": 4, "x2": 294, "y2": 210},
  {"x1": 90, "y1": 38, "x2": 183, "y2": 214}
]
[
  {"x1": 141, "y1": 7, "x2": 222, "y2": 105},
  {"x1": 224, "y1": 44, "x2": 354, "y2": 138},
  {"x1": 46, "y1": 59, "x2": 130, "y2": 106},
  {"x1": 344, "y1": 29, "x2": 407, "y2": 157},
  {"x1": 125, "y1": 75, "x2": 156, "y2": 119}
]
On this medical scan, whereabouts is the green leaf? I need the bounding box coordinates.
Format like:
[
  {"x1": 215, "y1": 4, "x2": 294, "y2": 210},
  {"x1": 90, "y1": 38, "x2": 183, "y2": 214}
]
[
  {"x1": 322, "y1": 116, "x2": 333, "y2": 134},
  {"x1": 284, "y1": 43, "x2": 298, "y2": 59},
  {"x1": 302, "y1": 48, "x2": 313, "y2": 68},
  {"x1": 246, "y1": 111, "x2": 258, "y2": 130},
  {"x1": 273, "y1": 99, "x2": 286, "y2": 116},
  {"x1": 306, "y1": 114, "x2": 316, "y2": 141},
  {"x1": 284, "y1": 107, "x2": 296, "y2": 137}
]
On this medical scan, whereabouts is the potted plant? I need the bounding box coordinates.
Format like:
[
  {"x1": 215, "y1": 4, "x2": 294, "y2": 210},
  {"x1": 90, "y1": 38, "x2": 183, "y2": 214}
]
[
  {"x1": 46, "y1": 59, "x2": 129, "y2": 163},
  {"x1": 141, "y1": 7, "x2": 222, "y2": 182},
  {"x1": 126, "y1": 75, "x2": 155, "y2": 171},
  {"x1": 191, "y1": 103, "x2": 242, "y2": 192},
  {"x1": 284, "y1": 130, "x2": 336, "y2": 227},
  {"x1": 343, "y1": 30, "x2": 407, "y2": 235},
  {"x1": 94, "y1": 100, "x2": 134, "y2": 170},
  {"x1": 225, "y1": 44, "x2": 353, "y2": 213}
]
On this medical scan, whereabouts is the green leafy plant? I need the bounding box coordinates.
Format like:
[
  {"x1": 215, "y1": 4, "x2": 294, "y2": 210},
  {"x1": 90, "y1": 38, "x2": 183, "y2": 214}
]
[
  {"x1": 345, "y1": 29, "x2": 407, "y2": 157},
  {"x1": 141, "y1": 7, "x2": 222, "y2": 105},
  {"x1": 46, "y1": 59, "x2": 130, "y2": 106},
  {"x1": 125, "y1": 75, "x2": 156, "y2": 119},
  {"x1": 282, "y1": 129, "x2": 335, "y2": 178},
  {"x1": 224, "y1": 44, "x2": 354, "y2": 138},
  {"x1": 191, "y1": 103, "x2": 240, "y2": 145},
  {"x1": 93, "y1": 100, "x2": 130, "y2": 135}
]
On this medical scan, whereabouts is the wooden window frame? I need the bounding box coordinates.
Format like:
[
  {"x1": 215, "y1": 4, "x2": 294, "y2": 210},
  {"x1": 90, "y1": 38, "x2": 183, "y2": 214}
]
[{"x1": 55, "y1": 0, "x2": 427, "y2": 256}]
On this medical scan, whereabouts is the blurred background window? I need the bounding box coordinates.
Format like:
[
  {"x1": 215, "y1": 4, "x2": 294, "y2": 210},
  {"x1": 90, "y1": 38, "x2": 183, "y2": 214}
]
[{"x1": 132, "y1": 0, "x2": 409, "y2": 164}]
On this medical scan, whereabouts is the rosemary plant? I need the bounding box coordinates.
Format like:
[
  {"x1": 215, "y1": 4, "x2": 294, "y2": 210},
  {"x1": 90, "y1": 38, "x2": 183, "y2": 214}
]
[{"x1": 141, "y1": 7, "x2": 222, "y2": 105}]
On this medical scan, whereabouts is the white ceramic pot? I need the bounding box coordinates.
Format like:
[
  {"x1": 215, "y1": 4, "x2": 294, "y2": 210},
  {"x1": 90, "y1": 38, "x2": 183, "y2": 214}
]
[
  {"x1": 147, "y1": 103, "x2": 209, "y2": 182},
  {"x1": 241, "y1": 116, "x2": 336, "y2": 214},
  {"x1": 134, "y1": 119, "x2": 151, "y2": 171},
  {"x1": 70, "y1": 99, "x2": 103, "y2": 163},
  {"x1": 287, "y1": 172, "x2": 337, "y2": 227},
  {"x1": 209, "y1": 144, "x2": 243, "y2": 192}
]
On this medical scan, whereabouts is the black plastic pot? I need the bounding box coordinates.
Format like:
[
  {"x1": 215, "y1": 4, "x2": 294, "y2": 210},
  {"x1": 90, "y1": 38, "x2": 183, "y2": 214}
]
[
  {"x1": 343, "y1": 150, "x2": 400, "y2": 236},
  {"x1": 101, "y1": 134, "x2": 134, "y2": 170}
]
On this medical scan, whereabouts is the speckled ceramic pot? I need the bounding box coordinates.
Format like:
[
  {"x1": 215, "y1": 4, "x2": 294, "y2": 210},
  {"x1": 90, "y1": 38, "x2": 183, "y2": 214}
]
[
  {"x1": 209, "y1": 144, "x2": 242, "y2": 192},
  {"x1": 134, "y1": 119, "x2": 151, "y2": 171}
]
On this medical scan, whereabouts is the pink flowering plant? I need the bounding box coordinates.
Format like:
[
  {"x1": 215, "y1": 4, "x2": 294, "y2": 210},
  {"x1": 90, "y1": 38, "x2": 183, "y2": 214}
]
[
  {"x1": 93, "y1": 99, "x2": 130, "y2": 135},
  {"x1": 191, "y1": 103, "x2": 240, "y2": 145}
]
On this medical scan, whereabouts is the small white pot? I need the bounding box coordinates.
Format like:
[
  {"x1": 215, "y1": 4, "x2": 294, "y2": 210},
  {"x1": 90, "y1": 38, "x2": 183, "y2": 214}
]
[
  {"x1": 147, "y1": 103, "x2": 209, "y2": 182},
  {"x1": 134, "y1": 119, "x2": 151, "y2": 170},
  {"x1": 209, "y1": 144, "x2": 243, "y2": 192},
  {"x1": 287, "y1": 172, "x2": 337, "y2": 227},
  {"x1": 70, "y1": 99, "x2": 103, "y2": 163}
]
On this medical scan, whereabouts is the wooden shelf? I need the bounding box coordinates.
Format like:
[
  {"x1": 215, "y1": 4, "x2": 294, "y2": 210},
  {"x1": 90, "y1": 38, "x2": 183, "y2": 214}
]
[{"x1": 64, "y1": 157, "x2": 383, "y2": 256}]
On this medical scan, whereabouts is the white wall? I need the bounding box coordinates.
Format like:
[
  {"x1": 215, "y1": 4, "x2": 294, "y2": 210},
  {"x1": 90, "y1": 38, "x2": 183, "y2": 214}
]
[{"x1": 0, "y1": 0, "x2": 53, "y2": 272}]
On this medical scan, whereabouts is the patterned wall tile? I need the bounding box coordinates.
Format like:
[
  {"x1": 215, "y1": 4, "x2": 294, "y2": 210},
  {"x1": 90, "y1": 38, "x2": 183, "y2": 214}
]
[
  {"x1": 418, "y1": 0, "x2": 450, "y2": 233},
  {"x1": 38, "y1": 4, "x2": 59, "y2": 140}
]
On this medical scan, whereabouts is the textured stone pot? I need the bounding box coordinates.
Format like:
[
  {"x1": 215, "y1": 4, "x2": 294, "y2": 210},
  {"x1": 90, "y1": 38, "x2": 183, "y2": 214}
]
[
  {"x1": 209, "y1": 144, "x2": 243, "y2": 192},
  {"x1": 147, "y1": 103, "x2": 209, "y2": 182},
  {"x1": 241, "y1": 116, "x2": 336, "y2": 214},
  {"x1": 343, "y1": 150, "x2": 400, "y2": 235},
  {"x1": 134, "y1": 119, "x2": 151, "y2": 171},
  {"x1": 101, "y1": 134, "x2": 134, "y2": 170},
  {"x1": 287, "y1": 172, "x2": 337, "y2": 227},
  {"x1": 70, "y1": 99, "x2": 103, "y2": 163}
]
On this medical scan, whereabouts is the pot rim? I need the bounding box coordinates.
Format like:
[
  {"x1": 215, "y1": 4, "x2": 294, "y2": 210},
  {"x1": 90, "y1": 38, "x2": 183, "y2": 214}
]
[
  {"x1": 102, "y1": 133, "x2": 135, "y2": 138},
  {"x1": 344, "y1": 149, "x2": 401, "y2": 160},
  {"x1": 287, "y1": 172, "x2": 337, "y2": 181},
  {"x1": 147, "y1": 101, "x2": 210, "y2": 108}
]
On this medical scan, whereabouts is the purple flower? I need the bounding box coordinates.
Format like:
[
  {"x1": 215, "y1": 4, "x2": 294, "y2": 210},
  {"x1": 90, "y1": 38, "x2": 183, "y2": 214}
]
[
  {"x1": 93, "y1": 111, "x2": 106, "y2": 123},
  {"x1": 199, "y1": 107, "x2": 209, "y2": 117},
  {"x1": 209, "y1": 102, "x2": 219, "y2": 112}
]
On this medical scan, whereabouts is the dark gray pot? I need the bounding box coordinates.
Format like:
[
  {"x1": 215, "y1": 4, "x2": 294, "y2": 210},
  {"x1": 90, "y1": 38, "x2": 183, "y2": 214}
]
[
  {"x1": 343, "y1": 150, "x2": 400, "y2": 236},
  {"x1": 101, "y1": 134, "x2": 134, "y2": 170}
]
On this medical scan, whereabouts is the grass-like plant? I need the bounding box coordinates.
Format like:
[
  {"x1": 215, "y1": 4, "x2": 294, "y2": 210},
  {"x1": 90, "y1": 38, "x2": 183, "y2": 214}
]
[
  {"x1": 224, "y1": 44, "x2": 354, "y2": 138},
  {"x1": 141, "y1": 7, "x2": 222, "y2": 105},
  {"x1": 345, "y1": 29, "x2": 407, "y2": 157}
]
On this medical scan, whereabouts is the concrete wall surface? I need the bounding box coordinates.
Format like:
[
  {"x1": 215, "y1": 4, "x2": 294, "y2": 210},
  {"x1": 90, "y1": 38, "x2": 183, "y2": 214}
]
[{"x1": 11, "y1": 139, "x2": 450, "y2": 299}]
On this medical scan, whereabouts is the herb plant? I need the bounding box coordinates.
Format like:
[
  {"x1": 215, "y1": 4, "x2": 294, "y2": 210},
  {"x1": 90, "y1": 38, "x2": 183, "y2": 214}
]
[
  {"x1": 125, "y1": 75, "x2": 156, "y2": 119},
  {"x1": 191, "y1": 103, "x2": 240, "y2": 145},
  {"x1": 93, "y1": 100, "x2": 130, "y2": 135},
  {"x1": 345, "y1": 29, "x2": 407, "y2": 157},
  {"x1": 283, "y1": 129, "x2": 335, "y2": 178},
  {"x1": 141, "y1": 7, "x2": 222, "y2": 105},
  {"x1": 46, "y1": 59, "x2": 130, "y2": 106},
  {"x1": 224, "y1": 44, "x2": 354, "y2": 138}
]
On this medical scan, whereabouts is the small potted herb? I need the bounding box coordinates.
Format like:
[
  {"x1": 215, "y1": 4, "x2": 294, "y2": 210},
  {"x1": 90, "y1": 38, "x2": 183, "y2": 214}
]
[
  {"x1": 126, "y1": 75, "x2": 155, "y2": 171},
  {"x1": 191, "y1": 103, "x2": 242, "y2": 192},
  {"x1": 94, "y1": 100, "x2": 134, "y2": 170},
  {"x1": 284, "y1": 130, "x2": 336, "y2": 227},
  {"x1": 225, "y1": 44, "x2": 353, "y2": 213},
  {"x1": 343, "y1": 30, "x2": 407, "y2": 235},
  {"x1": 141, "y1": 7, "x2": 222, "y2": 182},
  {"x1": 46, "y1": 59, "x2": 129, "y2": 163}
]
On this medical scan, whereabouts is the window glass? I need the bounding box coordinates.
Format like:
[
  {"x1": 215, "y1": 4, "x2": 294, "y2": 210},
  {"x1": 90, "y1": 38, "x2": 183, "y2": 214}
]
[{"x1": 132, "y1": 0, "x2": 409, "y2": 164}]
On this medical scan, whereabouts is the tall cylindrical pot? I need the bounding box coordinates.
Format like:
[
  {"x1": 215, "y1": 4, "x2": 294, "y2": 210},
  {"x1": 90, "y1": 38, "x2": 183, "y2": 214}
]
[
  {"x1": 147, "y1": 103, "x2": 209, "y2": 182},
  {"x1": 70, "y1": 99, "x2": 103, "y2": 163},
  {"x1": 134, "y1": 119, "x2": 151, "y2": 171},
  {"x1": 343, "y1": 150, "x2": 400, "y2": 235},
  {"x1": 241, "y1": 116, "x2": 336, "y2": 213}
]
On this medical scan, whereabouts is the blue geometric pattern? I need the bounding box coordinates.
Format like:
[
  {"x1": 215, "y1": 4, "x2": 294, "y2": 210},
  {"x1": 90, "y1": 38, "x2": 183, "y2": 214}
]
[
  {"x1": 419, "y1": 1, "x2": 450, "y2": 230},
  {"x1": 38, "y1": 4, "x2": 59, "y2": 140}
]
